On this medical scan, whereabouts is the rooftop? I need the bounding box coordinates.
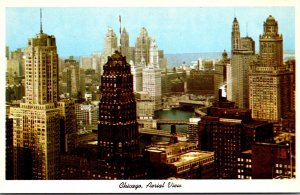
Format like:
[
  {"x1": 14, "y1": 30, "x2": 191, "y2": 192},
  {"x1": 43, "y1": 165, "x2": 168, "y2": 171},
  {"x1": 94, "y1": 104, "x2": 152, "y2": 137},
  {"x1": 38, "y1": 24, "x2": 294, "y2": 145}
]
[{"x1": 171, "y1": 150, "x2": 214, "y2": 167}]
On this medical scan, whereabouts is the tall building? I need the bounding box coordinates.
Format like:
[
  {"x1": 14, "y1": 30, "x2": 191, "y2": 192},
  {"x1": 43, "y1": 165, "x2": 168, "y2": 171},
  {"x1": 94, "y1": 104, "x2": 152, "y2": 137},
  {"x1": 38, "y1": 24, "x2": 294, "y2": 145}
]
[
  {"x1": 61, "y1": 56, "x2": 80, "y2": 98},
  {"x1": 231, "y1": 17, "x2": 241, "y2": 52},
  {"x1": 142, "y1": 40, "x2": 162, "y2": 110},
  {"x1": 9, "y1": 13, "x2": 61, "y2": 179},
  {"x1": 134, "y1": 27, "x2": 151, "y2": 65},
  {"x1": 6, "y1": 48, "x2": 25, "y2": 84},
  {"x1": 214, "y1": 50, "x2": 230, "y2": 98},
  {"x1": 57, "y1": 99, "x2": 77, "y2": 153},
  {"x1": 230, "y1": 17, "x2": 256, "y2": 109},
  {"x1": 92, "y1": 52, "x2": 102, "y2": 74},
  {"x1": 249, "y1": 15, "x2": 293, "y2": 121},
  {"x1": 120, "y1": 27, "x2": 129, "y2": 56},
  {"x1": 80, "y1": 56, "x2": 93, "y2": 70},
  {"x1": 98, "y1": 51, "x2": 146, "y2": 179},
  {"x1": 131, "y1": 59, "x2": 145, "y2": 92},
  {"x1": 103, "y1": 27, "x2": 118, "y2": 63}
]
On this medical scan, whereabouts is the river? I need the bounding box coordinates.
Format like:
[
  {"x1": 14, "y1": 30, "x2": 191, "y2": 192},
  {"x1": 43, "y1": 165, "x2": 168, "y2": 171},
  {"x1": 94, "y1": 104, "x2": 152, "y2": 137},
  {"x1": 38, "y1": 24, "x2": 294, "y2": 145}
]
[{"x1": 154, "y1": 107, "x2": 195, "y2": 133}]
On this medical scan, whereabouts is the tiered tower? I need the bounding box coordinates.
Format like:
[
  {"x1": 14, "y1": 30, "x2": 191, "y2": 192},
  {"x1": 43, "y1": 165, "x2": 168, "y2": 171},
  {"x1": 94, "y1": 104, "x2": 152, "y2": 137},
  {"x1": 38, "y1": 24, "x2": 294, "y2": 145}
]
[
  {"x1": 230, "y1": 17, "x2": 255, "y2": 109},
  {"x1": 98, "y1": 51, "x2": 142, "y2": 179},
  {"x1": 9, "y1": 10, "x2": 60, "y2": 179},
  {"x1": 249, "y1": 15, "x2": 292, "y2": 121}
]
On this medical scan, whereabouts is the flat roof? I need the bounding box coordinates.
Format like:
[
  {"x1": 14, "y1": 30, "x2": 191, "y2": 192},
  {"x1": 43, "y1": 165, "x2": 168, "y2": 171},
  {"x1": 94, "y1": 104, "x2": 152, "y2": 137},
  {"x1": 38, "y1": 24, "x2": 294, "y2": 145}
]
[{"x1": 171, "y1": 150, "x2": 214, "y2": 166}]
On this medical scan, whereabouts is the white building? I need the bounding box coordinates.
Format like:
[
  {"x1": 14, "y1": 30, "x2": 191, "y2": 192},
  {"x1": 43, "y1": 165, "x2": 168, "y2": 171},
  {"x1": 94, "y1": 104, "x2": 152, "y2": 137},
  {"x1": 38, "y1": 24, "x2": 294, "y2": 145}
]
[{"x1": 142, "y1": 40, "x2": 162, "y2": 110}]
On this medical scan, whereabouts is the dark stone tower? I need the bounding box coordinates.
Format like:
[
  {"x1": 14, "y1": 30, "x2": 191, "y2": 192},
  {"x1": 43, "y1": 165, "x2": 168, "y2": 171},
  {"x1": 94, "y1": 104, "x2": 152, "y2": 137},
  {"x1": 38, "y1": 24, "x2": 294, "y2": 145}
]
[{"x1": 98, "y1": 51, "x2": 143, "y2": 179}]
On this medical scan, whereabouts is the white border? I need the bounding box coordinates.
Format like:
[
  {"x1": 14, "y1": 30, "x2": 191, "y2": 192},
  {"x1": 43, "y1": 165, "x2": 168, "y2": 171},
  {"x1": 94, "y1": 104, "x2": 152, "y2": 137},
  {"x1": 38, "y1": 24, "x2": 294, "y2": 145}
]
[{"x1": 0, "y1": 0, "x2": 299, "y2": 193}]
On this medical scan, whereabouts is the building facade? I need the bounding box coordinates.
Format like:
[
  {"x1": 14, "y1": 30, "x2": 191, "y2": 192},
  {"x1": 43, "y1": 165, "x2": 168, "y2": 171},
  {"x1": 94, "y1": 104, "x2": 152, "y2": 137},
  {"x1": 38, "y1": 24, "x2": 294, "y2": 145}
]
[
  {"x1": 98, "y1": 51, "x2": 146, "y2": 179},
  {"x1": 249, "y1": 15, "x2": 293, "y2": 121},
  {"x1": 103, "y1": 27, "x2": 118, "y2": 63},
  {"x1": 134, "y1": 27, "x2": 151, "y2": 65},
  {"x1": 230, "y1": 17, "x2": 256, "y2": 109},
  {"x1": 9, "y1": 24, "x2": 61, "y2": 179}
]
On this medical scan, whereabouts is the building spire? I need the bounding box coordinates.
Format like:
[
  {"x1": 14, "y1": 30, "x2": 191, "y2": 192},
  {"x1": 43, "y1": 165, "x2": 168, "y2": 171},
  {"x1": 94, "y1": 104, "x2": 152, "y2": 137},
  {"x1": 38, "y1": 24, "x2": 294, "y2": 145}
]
[
  {"x1": 40, "y1": 8, "x2": 43, "y2": 34},
  {"x1": 119, "y1": 15, "x2": 122, "y2": 54}
]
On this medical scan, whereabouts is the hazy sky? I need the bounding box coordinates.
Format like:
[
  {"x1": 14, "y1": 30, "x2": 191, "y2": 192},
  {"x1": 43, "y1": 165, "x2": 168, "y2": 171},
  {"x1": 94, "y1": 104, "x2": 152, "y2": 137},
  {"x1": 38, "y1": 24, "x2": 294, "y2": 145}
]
[{"x1": 6, "y1": 7, "x2": 295, "y2": 56}]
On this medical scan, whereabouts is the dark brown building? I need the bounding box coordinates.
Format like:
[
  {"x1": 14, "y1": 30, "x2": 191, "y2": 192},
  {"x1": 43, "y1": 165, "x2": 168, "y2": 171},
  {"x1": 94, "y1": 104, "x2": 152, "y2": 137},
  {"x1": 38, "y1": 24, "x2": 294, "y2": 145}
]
[
  {"x1": 97, "y1": 51, "x2": 146, "y2": 179},
  {"x1": 6, "y1": 116, "x2": 14, "y2": 179},
  {"x1": 252, "y1": 140, "x2": 295, "y2": 179},
  {"x1": 198, "y1": 93, "x2": 273, "y2": 178}
]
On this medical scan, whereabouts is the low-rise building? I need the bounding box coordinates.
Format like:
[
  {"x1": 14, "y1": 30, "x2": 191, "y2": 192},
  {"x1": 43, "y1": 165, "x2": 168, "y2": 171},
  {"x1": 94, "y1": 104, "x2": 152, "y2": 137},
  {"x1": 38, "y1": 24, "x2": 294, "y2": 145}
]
[{"x1": 145, "y1": 142, "x2": 214, "y2": 179}]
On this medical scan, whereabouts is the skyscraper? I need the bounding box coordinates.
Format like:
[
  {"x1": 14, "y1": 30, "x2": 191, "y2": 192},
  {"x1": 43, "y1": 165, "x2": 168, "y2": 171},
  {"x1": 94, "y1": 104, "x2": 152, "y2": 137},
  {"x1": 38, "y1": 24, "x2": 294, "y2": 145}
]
[
  {"x1": 120, "y1": 27, "x2": 129, "y2": 55},
  {"x1": 98, "y1": 51, "x2": 145, "y2": 179},
  {"x1": 230, "y1": 17, "x2": 256, "y2": 109},
  {"x1": 249, "y1": 15, "x2": 293, "y2": 121},
  {"x1": 142, "y1": 40, "x2": 162, "y2": 110},
  {"x1": 9, "y1": 10, "x2": 61, "y2": 179},
  {"x1": 103, "y1": 27, "x2": 118, "y2": 63},
  {"x1": 61, "y1": 56, "x2": 80, "y2": 98},
  {"x1": 231, "y1": 17, "x2": 241, "y2": 52},
  {"x1": 134, "y1": 27, "x2": 151, "y2": 65}
]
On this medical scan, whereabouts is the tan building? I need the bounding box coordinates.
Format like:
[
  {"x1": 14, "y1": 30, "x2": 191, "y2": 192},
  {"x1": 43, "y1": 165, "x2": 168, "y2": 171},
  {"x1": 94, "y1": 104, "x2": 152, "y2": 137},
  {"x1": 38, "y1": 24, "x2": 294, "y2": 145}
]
[
  {"x1": 145, "y1": 142, "x2": 215, "y2": 179},
  {"x1": 135, "y1": 91, "x2": 154, "y2": 120},
  {"x1": 230, "y1": 17, "x2": 256, "y2": 109},
  {"x1": 103, "y1": 27, "x2": 118, "y2": 63},
  {"x1": 9, "y1": 18, "x2": 61, "y2": 179},
  {"x1": 135, "y1": 27, "x2": 151, "y2": 65},
  {"x1": 249, "y1": 15, "x2": 293, "y2": 121}
]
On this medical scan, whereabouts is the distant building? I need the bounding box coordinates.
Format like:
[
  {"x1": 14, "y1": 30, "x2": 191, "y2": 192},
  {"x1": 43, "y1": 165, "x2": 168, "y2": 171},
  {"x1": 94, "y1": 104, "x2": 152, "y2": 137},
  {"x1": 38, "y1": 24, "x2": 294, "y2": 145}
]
[
  {"x1": 135, "y1": 91, "x2": 154, "y2": 120},
  {"x1": 92, "y1": 52, "x2": 102, "y2": 74},
  {"x1": 80, "y1": 56, "x2": 93, "y2": 70},
  {"x1": 61, "y1": 56, "x2": 80, "y2": 98},
  {"x1": 103, "y1": 27, "x2": 118, "y2": 63},
  {"x1": 6, "y1": 48, "x2": 25, "y2": 85},
  {"x1": 142, "y1": 40, "x2": 162, "y2": 110},
  {"x1": 135, "y1": 27, "x2": 151, "y2": 65},
  {"x1": 145, "y1": 142, "x2": 215, "y2": 179},
  {"x1": 214, "y1": 50, "x2": 230, "y2": 98},
  {"x1": 187, "y1": 69, "x2": 214, "y2": 95},
  {"x1": 57, "y1": 99, "x2": 77, "y2": 153},
  {"x1": 131, "y1": 59, "x2": 145, "y2": 92}
]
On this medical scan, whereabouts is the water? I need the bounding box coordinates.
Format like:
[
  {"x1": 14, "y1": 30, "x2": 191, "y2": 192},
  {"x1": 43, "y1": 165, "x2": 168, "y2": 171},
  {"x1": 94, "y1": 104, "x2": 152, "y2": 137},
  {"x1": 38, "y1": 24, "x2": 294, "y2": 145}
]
[
  {"x1": 154, "y1": 107, "x2": 195, "y2": 133},
  {"x1": 140, "y1": 107, "x2": 195, "y2": 148}
]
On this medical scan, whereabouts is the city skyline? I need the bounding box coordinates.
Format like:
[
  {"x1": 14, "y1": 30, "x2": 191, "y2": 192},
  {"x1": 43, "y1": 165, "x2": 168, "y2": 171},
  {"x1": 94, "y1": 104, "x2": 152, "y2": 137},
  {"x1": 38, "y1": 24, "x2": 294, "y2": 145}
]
[
  {"x1": 2, "y1": 3, "x2": 298, "y2": 193},
  {"x1": 6, "y1": 7, "x2": 295, "y2": 57}
]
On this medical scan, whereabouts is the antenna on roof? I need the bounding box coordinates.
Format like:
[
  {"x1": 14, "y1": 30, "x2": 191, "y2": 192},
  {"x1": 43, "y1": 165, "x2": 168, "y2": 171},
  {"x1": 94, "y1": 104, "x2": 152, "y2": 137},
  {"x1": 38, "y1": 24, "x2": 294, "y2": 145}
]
[
  {"x1": 234, "y1": 8, "x2": 236, "y2": 18},
  {"x1": 40, "y1": 8, "x2": 43, "y2": 34},
  {"x1": 119, "y1": 15, "x2": 122, "y2": 54}
]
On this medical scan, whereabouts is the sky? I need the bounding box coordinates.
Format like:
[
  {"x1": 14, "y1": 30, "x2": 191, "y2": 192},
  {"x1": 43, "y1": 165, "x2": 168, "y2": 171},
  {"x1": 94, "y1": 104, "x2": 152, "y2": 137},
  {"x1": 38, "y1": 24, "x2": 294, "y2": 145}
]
[{"x1": 6, "y1": 7, "x2": 295, "y2": 57}]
